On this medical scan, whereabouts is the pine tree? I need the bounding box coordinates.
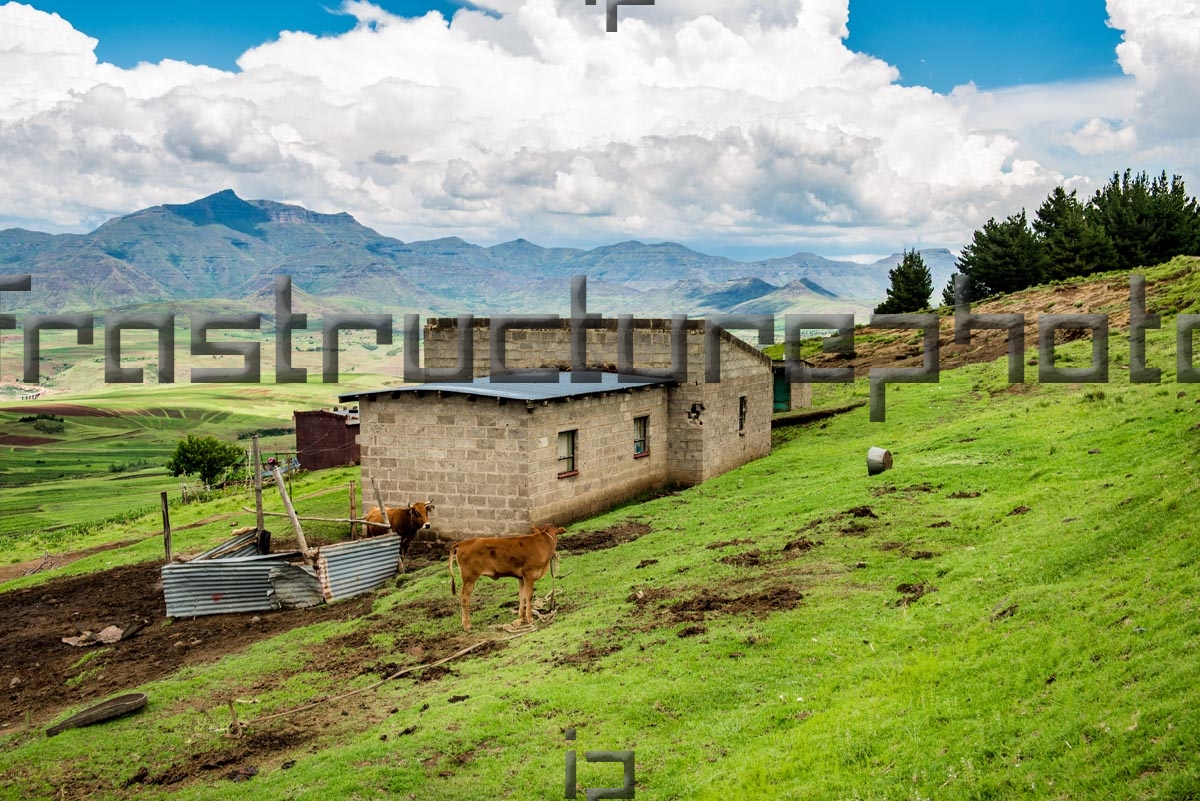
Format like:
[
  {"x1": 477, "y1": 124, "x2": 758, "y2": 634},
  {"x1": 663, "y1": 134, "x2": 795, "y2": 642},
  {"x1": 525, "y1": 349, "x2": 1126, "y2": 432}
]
[
  {"x1": 953, "y1": 210, "x2": 1046, "y2": 298},
  {"x1": 1033, "y1": 186, "x2": 1118, "y2": 280},
  {"x1": 875, "y1": 249, "x2": 933, "y2": 314},
  {"x1": 1087, "y1": 170, "x2": 1200, "y2": 271}
]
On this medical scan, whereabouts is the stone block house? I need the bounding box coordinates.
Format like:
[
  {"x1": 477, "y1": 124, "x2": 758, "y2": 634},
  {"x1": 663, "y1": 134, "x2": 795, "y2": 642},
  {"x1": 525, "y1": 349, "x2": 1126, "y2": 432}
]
[{"x1": 339, "y1": 318, "x2": 785, "y2": 537}]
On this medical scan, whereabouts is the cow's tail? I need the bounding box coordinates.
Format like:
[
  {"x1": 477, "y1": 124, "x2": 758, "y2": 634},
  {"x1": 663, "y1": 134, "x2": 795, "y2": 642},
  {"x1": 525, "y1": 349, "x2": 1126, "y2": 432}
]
[
  {"x1": 549, "y1": 552, "x2": 560, "y2": 612},
  {"x1": 448, "y1": 545, "x2": 458, "y2": 596}
]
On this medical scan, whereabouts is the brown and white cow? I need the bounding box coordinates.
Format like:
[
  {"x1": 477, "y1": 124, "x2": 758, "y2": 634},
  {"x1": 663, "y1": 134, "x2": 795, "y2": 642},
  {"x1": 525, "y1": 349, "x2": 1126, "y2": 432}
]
[
  {"x1": 448, "y1": 524, "x2": 563, "y2": 631},
  {"x1": 364, "y1": 501, "x2": 434, "y2": 557}
]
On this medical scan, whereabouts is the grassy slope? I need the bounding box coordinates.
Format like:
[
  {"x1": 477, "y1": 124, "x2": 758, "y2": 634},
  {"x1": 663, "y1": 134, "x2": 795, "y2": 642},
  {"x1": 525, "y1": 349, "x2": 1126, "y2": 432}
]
[
  {"x1": 0, "y1": 360, "x2": 400, "y2": 550},
  {"x1": 2, "y1": 264, "x2": 1200, "y2": 799}
]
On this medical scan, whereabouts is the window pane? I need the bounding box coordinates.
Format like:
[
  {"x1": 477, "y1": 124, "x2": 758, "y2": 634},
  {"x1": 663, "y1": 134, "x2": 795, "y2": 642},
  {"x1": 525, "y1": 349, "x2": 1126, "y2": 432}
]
[
  {"x1": 558, "y1": 430, "x2": 576, "y2": 475},
  {"x1": 634, "y1": 416, "x2": 648, "y2": 455}
]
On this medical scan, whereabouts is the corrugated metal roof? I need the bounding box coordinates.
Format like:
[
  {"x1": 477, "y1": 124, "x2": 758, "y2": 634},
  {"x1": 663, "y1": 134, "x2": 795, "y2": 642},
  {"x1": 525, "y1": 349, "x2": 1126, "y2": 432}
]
[
  {"x1": 162, "y1": 555, "x2": 318, "y2": 617},
  {"x1": 339, "y1": 371, "x2": 673, "y2": 404},
  {"x1": 194, "y1": 531, "x2": 260, "y2": 560},
  {"x1": 315, "y1": 535, "x2": 402, "y2": 601}
]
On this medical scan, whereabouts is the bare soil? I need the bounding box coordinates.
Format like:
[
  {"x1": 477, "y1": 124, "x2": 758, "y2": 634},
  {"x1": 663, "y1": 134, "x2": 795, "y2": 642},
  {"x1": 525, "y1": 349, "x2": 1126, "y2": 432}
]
[
  {"x1": 0, "y1": 434, "x2": 58, "y2": 446},
  {"x1": 558, "y1": 521, "x2": 651, "y2": 553},
  {"x1": 626, "y1": 583, "x2": 804, "y2": 625},
  {"x1": 0, "y1": 561, "x2": 374, "y2": 731},
  {"x1": 806, "y1": 276, "x2": 1140, "y2": 376},
  {"x1": 15, "y1": 404, "x2": 120, "y2": 418}
]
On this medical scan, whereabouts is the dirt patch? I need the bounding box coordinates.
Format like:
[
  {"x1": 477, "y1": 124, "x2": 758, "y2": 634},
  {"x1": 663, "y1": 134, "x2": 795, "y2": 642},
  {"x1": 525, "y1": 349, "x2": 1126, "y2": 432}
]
[
  {"x1": 0, "y1": 562, "x2": 374, "y2": 730},
  {"x1": 628, "y1": 584, "x2": 803, "y2": 626},
  {"x1": 0, "y1": 434, "x2": 58, "y2": 446},
  {"x1": 948, "y1": 491, "x2": 981, "y2": 499},
  {"x1": 677, "y1": 625, "x2": 706, "y2": 638},
  {"x1": 635, "y1": 559, "x2": 658, "y2": 569},
  {"x1": 402, "y1": 537, "x2": 453, "y2": 572},
  {"x1": 878, "y1": 541, "x2": 905, "y2": 551},
  {"x1": 706, "y1": 538, "x2": 755, "y2": 550},
  {"x1": 842, "y1": 506, "x2": 878, "y2": 519},
  {"x1": 718, "y1": 550, "x2": 766, "y2": 567},
  {"x1": 559, "y1": 521, "x2": 651, "y2": 554},
  {"x1": 1008, "y1": 505, "x2": 1032, "y2": 516},
  {"x1": 673, "y1": 587, "x2": 804, "y2": 618},
  {"x1": 895, "y1": 582, "x2": 936, "y2": 606},
  {"x1": 128, "y1": 724, "x2": 314, "y2": 788},
  {"x1": 927, "y1": 521, "x2": 952, "y2": 529},
  {"x1": 839, "y1": 522, "x2": 871, "y2": 536},
  {"x1": 782, "y1": 537, "x2": 820, "y2": 553},
  {"x1": 18, "y1": 404, "x2": 120, "y2": 418},
  {"x1": 804, "y1": 276, "x2": 1138, "y2": 377}
]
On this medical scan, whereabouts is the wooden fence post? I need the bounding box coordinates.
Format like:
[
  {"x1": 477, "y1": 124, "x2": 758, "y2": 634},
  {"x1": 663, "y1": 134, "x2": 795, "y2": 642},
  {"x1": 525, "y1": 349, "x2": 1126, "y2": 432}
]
[
  {"x1": 160, "y1": 491, "x2": 172, "y2": 564},
  {"x1": 252, "y1": 435, "x2": 265, "y2": 533},
  {"x1": 273, "y1": 466, "x2": 309, "y2": 557}
]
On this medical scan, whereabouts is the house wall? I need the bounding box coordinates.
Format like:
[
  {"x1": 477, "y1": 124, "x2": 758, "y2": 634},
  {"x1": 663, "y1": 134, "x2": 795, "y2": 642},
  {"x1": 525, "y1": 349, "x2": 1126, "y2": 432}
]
[
  {"x1": 422, "y1": 318, "x2": 774, "y2": 486},
  {"x1": 698, "y1": 342, "x2": 773, "y2": 480},
  {"x1": 356, "y1": 393, "x2": 531, "y2": 536},
  {"x1": 354, "y1": 318, "x2": 777, "y2": 536},
  {"x1": 525, "y1": 386, "x2": 670, "y2": 527},
  {"x1": 355, "y1": 386, "x2": 672, "y2": 537}
]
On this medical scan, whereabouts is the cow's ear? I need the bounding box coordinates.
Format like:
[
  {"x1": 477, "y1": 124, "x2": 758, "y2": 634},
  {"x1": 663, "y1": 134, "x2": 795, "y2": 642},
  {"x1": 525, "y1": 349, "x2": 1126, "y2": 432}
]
[{"x1": 425, "y1": 501, "x2": 435, "y2": 511}]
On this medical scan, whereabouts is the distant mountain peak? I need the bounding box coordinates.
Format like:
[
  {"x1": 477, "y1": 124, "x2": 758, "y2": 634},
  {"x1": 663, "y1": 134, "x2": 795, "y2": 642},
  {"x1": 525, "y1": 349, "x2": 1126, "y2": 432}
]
[{"x1": 153, "y1": 189, "x2": 270, "y2": 237}]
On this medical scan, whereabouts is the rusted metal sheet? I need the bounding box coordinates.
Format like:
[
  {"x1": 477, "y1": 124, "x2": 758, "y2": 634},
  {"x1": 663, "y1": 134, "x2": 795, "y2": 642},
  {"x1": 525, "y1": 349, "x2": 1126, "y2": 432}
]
[
  {"x1": 162, "y1": 555, "x2": 322, "y2": 618},
  {"x1": 194, "y1": 531, "x2": 260, "y2": 560},
  {"x1": 315, "y1": 535, "x2": 401, "y2": 602}
]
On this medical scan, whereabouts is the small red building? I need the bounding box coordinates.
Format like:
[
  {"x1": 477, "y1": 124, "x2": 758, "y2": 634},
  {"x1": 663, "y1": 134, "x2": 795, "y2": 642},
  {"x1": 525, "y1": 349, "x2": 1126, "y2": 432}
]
[{"x1": 294, "y1": 408, "x2": 360, "y2": 471}]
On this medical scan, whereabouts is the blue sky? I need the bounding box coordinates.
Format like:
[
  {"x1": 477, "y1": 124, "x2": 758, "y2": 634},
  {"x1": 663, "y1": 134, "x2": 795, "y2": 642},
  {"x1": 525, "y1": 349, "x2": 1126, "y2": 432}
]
[
  {"x1": 26, "y1": 1, "x2": 469, "y2": 69},
  {"x1": 31, "y1": 0, "x2": 1123, "y2": 90},
  {"x1": 0, "y1": 0, "x2": 1189, "y2": 259},
  {"x1": 846, "y1": 0, "x2": 1124, "y2": 92}
]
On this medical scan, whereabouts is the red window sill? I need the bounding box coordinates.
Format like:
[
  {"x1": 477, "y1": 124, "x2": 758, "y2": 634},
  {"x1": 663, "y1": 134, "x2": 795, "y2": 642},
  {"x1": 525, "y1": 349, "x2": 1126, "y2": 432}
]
[
  {"x1": 557, "y1": 470, "x2": 579, "y2": 479},
  {"x1": 633, "y1": 451, "x2": 651, "y2": 459}
]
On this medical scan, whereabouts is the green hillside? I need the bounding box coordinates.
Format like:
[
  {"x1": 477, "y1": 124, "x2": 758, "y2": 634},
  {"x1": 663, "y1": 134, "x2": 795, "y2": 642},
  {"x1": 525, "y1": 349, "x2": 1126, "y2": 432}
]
[{"x1": 0, "y1": 265, "x2": 1198, "y2": 799}]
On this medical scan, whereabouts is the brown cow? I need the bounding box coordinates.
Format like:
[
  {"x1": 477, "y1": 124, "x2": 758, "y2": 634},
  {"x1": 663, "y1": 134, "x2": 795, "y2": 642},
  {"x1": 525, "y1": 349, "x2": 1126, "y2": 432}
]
[
  {"x1": 364, "y1": 501, "x2": 434, "y2": 557},
  {"x1": 448, "y1": 525, "x2": 563, "y2": 631}
]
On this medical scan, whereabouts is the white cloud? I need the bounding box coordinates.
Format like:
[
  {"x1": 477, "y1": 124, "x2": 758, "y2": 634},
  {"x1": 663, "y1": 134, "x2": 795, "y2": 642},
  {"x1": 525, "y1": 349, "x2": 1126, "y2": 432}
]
[
  {"x1": 0, "y1": 0, "x2": 1194, "y2": 255},
  {"x1": 1108, "y1": 0, "x2": 1200, "y2": 138}
]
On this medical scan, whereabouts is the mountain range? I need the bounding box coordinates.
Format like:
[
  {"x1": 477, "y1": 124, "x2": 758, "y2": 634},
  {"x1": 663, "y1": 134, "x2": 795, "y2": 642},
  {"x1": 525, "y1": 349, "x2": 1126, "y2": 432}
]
[{"x1": 0, "y1": 190, "x2": 958, "y2": 321}]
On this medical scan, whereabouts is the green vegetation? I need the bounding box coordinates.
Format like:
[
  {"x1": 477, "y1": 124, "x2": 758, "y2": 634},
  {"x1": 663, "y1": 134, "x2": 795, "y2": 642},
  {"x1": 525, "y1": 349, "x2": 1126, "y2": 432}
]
[
  {"x1": 2, "y1": 262, "x2": 1199, "y2": 798},
  {"x1": 875, "y1": 248, "x2": 933, "y2": 314},
  {"x1": 945, "y1": 168, "x2": 1200, "y2": 303},
  {"x1": 164, "y1": 434, "x2": 245, "y2": 486}
]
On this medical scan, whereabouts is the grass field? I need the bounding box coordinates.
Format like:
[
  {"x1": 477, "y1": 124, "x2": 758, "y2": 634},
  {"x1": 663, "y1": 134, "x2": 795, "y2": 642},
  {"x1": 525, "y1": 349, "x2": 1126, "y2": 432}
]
[
  {"x1": 1, "y1": 263, "x2": 1199, "y2": 798},
  {"x1": 0, "y1": 363, "x2": 402, "y2": 545}
]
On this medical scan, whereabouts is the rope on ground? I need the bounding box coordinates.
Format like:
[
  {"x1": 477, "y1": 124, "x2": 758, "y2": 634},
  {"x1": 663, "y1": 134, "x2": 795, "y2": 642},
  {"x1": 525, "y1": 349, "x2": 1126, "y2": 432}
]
[
  {"x1": 491, "y1": 588, "x2": 561, "y2": 633},
  {"x1": 227, "y1": 621, "x2": 548, "y2": 735}
]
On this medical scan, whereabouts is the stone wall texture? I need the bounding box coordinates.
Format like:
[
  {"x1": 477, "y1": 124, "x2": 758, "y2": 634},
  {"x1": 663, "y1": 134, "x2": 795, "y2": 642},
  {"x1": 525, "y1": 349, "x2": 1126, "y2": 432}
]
[{"x1": 356, "y1": 319, "x2": 779, "y2": 536}]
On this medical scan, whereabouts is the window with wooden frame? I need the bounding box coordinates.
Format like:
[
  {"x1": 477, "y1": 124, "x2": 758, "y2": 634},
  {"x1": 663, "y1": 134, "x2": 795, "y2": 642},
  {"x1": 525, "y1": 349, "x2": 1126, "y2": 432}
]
[
  {"x1": 738, "y1": 395, "x2": 747, "y2": 433},
  {"x1": 557, "y1": 430, "x2": 578, "y2": 477},
  {"x1": 633, "y1": 416, "x2": 649, "y2": 458}
]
